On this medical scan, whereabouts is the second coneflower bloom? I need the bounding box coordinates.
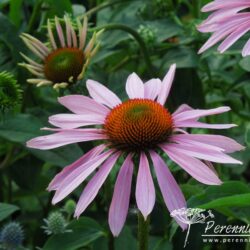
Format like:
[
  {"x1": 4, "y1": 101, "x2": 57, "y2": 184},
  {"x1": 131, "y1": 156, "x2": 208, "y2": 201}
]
[
  {"x1": 20, "y1": 15, "x2": 99, "y2": 89},
  {"x1": 27, "y1": 64, "x2": 244, "y2": 236},
  {"x1": 198, "y1": 0, "x2": 250, "y2": 56}
]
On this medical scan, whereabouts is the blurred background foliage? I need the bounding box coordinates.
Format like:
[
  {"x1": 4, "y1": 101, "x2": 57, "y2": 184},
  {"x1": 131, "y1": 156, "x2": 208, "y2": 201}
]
[{"x1": 0, "y1": 0, "x2": 249, "y2": 249}]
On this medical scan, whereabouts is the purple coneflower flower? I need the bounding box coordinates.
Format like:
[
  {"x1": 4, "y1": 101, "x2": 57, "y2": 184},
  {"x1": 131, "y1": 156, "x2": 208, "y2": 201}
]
[
  {"x1": 27, "y1": 64, "x2": 244, "y2": 236},
  {"x1": 19, "y1": 15, "x2": 99, "y2": 89},
  {"x1": 198, "y1": 0, "x2": 250, "y2": 56}
]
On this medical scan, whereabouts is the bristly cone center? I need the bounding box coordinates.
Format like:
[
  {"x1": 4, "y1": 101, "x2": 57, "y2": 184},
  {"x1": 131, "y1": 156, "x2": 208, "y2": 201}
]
[
  {"x1": 104, "y1": 99, "x2": 173, "y2": 152},
  {"x1": 44, "y1": 48, "x2": 84, "y2": 83}
]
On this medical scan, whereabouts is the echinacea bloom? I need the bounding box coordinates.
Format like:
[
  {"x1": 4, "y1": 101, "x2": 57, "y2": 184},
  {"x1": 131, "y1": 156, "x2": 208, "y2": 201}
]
[
  {"x1": 19, "y1": 15, "x2": 100, "y2": 89},
  {"x1": 198, "y1": 0, "x2": 250, "y2": 56},
  {"x1": 27, "y1": 64, "x2": 244, "y2": 236}
]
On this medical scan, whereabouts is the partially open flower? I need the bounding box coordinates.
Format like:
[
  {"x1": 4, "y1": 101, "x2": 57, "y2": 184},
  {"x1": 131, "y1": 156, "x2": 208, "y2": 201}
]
[{"x1": 19, "y1": 15, "x2": 100, "y2": 89}]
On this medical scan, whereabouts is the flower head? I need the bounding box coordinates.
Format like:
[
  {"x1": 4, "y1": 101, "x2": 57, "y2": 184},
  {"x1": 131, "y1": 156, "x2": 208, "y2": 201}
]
[
  {"x1": 42, "y1": 211, "x2": 70, "y2": 235},
  {"x1": 20, "y1": 15, "x2": 100, "y2": 89},
  {"x1": 198, "y1": 0, "x2": 250, "y2": 56},
  {"x1": 26, "y1": 64, "x2": 244, "y2": 236},
  {"x1": 0, "y1": 71, "x2": 22, "y2": 112},
  {"x1": 0, "y1": 222, "x2": 24, "y2": 250}
]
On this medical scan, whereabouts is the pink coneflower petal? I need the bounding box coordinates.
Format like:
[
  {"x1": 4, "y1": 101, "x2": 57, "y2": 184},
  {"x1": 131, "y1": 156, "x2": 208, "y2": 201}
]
[
  {"x1": 136, "y1": 152, "x2": 155, "y2": 220},
  {"x1": 126, "y1": 73, "x2": 144, "y2": 99},
  {"x1": 47, "y1": 19, "x2": 57, "y2": 50},
  {"x1": 218, "y1": 21, "x2": 250, "y2": 53},
  {"x1": 198, "y1": 22, "x2": 240, "y2": 54},
  {"x1": 201, "y1": 1, "x2": 249, "y2": 12},
  {"x1": 157, "y1": 64, "x2": 176, "y2": 105},
  {"x1": 163, "y1": 143, "x2": 242, "y2": 164},
  {"x1": 78, "y1": 16, "x2": 87, "y2": 50},
  {"x1": 109, "y1": 154, "x2": 133, "y2": 236},
  {"x1": 198, "y1": 7, "x2": 244, "y2": 32},
  {"x1": 48, "y1": 144, "x2": 106, "y2": 191},
  {"x1": 74, "y1": 152, "x2": 120, "y2": 217},
  {"x1": 64, "y1": 16, "x2": 72, "y2": 47},
  {"x1": 172, "y1": 104, "x2": 193, "y2": 117},
  {"x1": 173, "y1": 106, "x2": 230, "y2": 122},
  {"x1": 205, "y1": 160, "x2": 218, "y2": 176},
  {"x1": 70, "y1": 21, "x2": 78, "y2": 48},
  {"x1": 26, "y1": 129, "x2": 106, "y2": 150},
  {"x1": 55, "y1": 17, "x2": 66, "y2": 48},
  {"x1": 86, "y1": 80, "x2": 122, "y2": 108},
  {"x1": 242, "y1": 37, "x2": 250, "y2": 56},
  {"x1": 175, "y1": 120, "x2": 237, "y2": 129},
  {"x1": 198, "y1": 1, "x2": 250, "y2": 56},
  {"x1": 150, "y1": 151, "x2": 187, "y2": 230},
  {"x1": 58, "y1": 95, "x2": 109, "y2": 116},
  {"x1": 144, "y1": 79, "x2": 161, "y2": 100},
  {"x1": 171, "y1": 135, "x2": 225, "y2": 152},
  {"x1": 172, "y1": 134, "x2": 245, "y2": 153},
  {"x1": 20, "y1": 36, "x2": 45, "y2": 60},
  {"x1": 52, "y1": 150, "x2": 113, "y2": 204},
  {"x1": 48, "y1": 113, "x2": 105, "y2": 129},
  {"x1": 162, "y1": 146, "x2": 222, "y2": 185}
]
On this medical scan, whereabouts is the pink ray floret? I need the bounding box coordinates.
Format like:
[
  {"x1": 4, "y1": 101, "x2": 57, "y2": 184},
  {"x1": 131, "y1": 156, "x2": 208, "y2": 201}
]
[{"x1": 198, "y1": 0, "x2": 250, "y2": 56}]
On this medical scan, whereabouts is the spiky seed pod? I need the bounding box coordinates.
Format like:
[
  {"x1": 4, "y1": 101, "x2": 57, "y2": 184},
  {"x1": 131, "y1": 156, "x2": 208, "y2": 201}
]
[
  {"x1": 0, "y1": 71, "x2": 22, "y2": 112},
  {"x1": 0, "y1": 222, "x2": 24, "y2": 250},
  {"x1": 42, "y1": 211, "x2": 70, "y2": 235}
]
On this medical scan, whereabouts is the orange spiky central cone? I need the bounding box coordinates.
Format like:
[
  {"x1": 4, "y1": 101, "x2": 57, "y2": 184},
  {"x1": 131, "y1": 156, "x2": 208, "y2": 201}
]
[
  {"x1": 104, "y1": 99, "x2": 173, "y2": 151},
  {"x1": 44, "y1": 48, "x2": 84, "y2": 83}
]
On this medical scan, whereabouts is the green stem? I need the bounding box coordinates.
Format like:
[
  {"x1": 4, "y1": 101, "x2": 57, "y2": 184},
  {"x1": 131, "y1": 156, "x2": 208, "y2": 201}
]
[
  {"x1": 192, "y1": 0, "x2": 201, "y2": 18},
  {"x1": 138, "y1": 212, "x2": 149, "y2": 250},
  {"x1": 80, "y1": 0, "x2": 131, "y2": 19},
  {"x1": 108, "y1": 231, "x2": 115, "y2": 250},
  {"x1": 95, "y1": 24, "x2": 154, "y2": 76},
  {"x1": 0, "y1": 145, "x2": 14, "y2": 170},
  {"x1": 27, "y1": 0, "x2": 43, "y2": 33}
]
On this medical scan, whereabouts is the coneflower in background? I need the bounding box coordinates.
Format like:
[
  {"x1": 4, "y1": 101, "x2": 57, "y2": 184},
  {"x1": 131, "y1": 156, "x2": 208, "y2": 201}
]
[
  {"x1": 198, "y1": 0, "x2": 250, "y2": 56},
  {"x1": 19, "y1": 15, "x2": 100, "y2": 89}
]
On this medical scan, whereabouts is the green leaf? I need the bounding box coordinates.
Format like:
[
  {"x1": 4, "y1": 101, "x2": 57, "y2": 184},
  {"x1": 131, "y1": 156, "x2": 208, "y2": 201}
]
[
  {"x1": 44, "y1": 0, "x2": 72, "y2": 16},
  {"x1": 43, "y1": 217, "x2": 105, "y2": 250},
  {"x1": 9, "y1": 0, "x2": 23, "y2": 27},
  {"x1": 245, "y1": 126, "x2": 250, "y2": 146},
  {"x1": 188, "y1": 181, "x2": 250, "y2": 215},
  {"x1": 149, "y1": 237, "x2": 173, "y2": 250},
  {"x1": 29, "y1": 144, "x2": 83, "y2": 167},
  {"x1": 0, "y1": 13, "x2": 23, "y2": 72},
  {"x1": 10, "y1": 155, "x2": 43, "y2": 190},
  {"x1": 239, "y1": 56, "x2": 250, "y2": 72},
  {"x1": 160, "y1": 48, "x2": 199, "y2": 69},
  {"x1": 0, "y1": 114, "x2": 44, "y2": 143},
  {"x1": 0, "y1": 203, "x2": 19, "y2": 221},
  {"x1": 199, "y1": 194, "x2": 250, "y2": 209},
  {"x1": 115, "y1": 226, "x2": 137, "y2": 250}
]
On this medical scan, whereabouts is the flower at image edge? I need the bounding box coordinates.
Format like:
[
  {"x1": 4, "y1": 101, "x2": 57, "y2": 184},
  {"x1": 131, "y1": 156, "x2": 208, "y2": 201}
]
[
  {"x1": 19, "y1": 15, "x2": 100, "y2": 89},
  {"x1": 198, "y1": 0, "x2": 250, "y2": 56},
  {"x1": 26, "y1": 64, "x2": 244, "y2": 236}
]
